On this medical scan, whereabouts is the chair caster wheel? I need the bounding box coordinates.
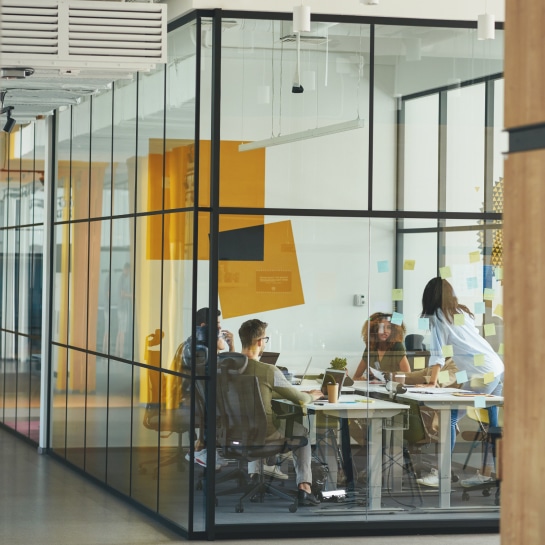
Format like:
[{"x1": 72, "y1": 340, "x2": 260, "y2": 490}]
[
  {"x1": 289, "y1": 504, "x2": 298, "y2": 513},
  {"x1": 482, "y1": 488, "x2": 491, "y2": 497},
  {"x1": 462, "y1": 491, "x2": 470, "y2": 501},
  {"x1": 235, "y1": 505, "x2": 244, "y2": 513},
  {"x1": 451, "y1": 473, "x2": 459, "y2": 483}
]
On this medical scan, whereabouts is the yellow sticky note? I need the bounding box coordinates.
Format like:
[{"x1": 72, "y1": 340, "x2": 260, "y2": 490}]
[
  {"x1": 483, "y1": 288, "x2": 495, "y2": 301},
  {"x1": 493, "y1": 304, "x2": 504, "y2": 318},
  {"x1": 484, "y1": 323, "x2": 496, "y2": 337},
  {"x1": 454, "y1": 314, "x2": 465, "y2": 326},
  {"x1": 439, "y1": 266, "x2": 452, "y2": 279},
  {"x1": 495, "y1": 267, "x2": 504, "y2": 280},
  {"x1": 469, "y1": 251, "x2": 481, "y2": 263},
  {"x1": 392, "y1": 289, "x2": 403, "y2": 301},
  {"x1": 403, "y1": 259, "x2": 416, "y2": 271},
  {"x1": 438, "y1": 370, "x2": 450, "y2": 384},
  {"x1": 474, "y1": 354, "x2": 485, "y2": 366},
  {"x1": 442, "y1": 345, "x2": 453, "y2": 357},
  {"x1": 413, "y1": 357, "x2": 426, "y2": 370},
  {"x1": 498, "y1": 343, "x2": 505, "y2": 355},
  {"x1": 483, "y1": 372, "x2": 495, "y2": 384}
]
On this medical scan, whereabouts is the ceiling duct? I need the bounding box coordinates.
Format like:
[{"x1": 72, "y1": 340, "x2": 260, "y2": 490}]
[{"x1": 0, "y1": 0, "x2": 167, "y2": 123}]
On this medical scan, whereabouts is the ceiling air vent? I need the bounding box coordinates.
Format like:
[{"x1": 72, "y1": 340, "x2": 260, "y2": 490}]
[{"x1": 0, "y1": 0, "x2": 167, "y2": 71}]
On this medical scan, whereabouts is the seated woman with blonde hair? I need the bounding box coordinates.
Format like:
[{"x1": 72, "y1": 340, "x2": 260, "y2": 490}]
[{"x1": 352, "y1": 312, "x2": 411, "y2": 381}]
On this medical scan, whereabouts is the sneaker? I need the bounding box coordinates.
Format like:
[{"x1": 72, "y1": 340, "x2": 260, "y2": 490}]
[
  {"x1": 416, "y1": 468, "x2": 439, "y2": 487},
  {"x1": 298, "y1": 489, "x2": 321, "y2": 506},
  {"x1": 216, "y1": 451, "x2": 229, "y2": 468},
  {"x1": 275, "y1": 451, "x2": 293, "y2": 463},
  {"x1": 461, "y1": 470, "x2": 493, "y2": 488},
  {"x1": 262, "y1": 464, "x2": 289, "y2": 480},
  {"x1": 188, "y1": 449, "x2": 221, "y2": 471}
]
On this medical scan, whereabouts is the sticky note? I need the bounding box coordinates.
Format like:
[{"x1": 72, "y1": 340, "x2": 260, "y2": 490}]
[
  {"x1": 404, "y1": 259, "x2": 416, "y2": 271},
  {"x1": 455, "y1": 370, "x2": 469, "y2": 384},
  {"x1": 484, "y1": 323, "x2": 496, "y2": 337},
  {"x1": 418, "y1": 317, "x2": 429, "y2": 330},
  {"x1": 498, "y1": 343, "x2": 504, "y2": 355},
  {"x1": 467, "y1": 277, "x2": 478, "y2": 289},
  {"x1": 469, "y1": 251, "x2": 481, "y2": 263},
  {"x1": 413, "y1": 357, "x2": 426, "y2": 370},
  {"x1": 392, "y1": 289, "x2": 403, "y2": 301},
  {"x1": 483, "y1": 372, "x2": 495, "y2": 384},
  {"x1": 391, "y1": 312, "x2": 403, "y2": 325},
  {"x1": 438, "y1": 370, "x2": 450, "y2": 383},
  {"x1": 474, "y1": 354, "x2": 485, "y2": 366},
  {"x1": 493, "y1": 304, "x2": 504, "y2": 318},
  {"x1": 454, "y1": 314, "x2": 465, "y2": 326},
  {"x1": 439, "y1": 266, "x2": 452, "y2": 279},
  {"x1": 377, "y1": 260, "x2": 389, "y2": 273},
  {"x1": 474, "y1": 396, "x2": 487, "y2": 408},
  {"x1": 474, "y1": 301, "x2": 485, "y2": 314},
  {"x1": 442, "y1": 345, "x2": 453, "y2": 357},
  {"x1": 495, "y1": 267, "x2": 504, "y2": 280},
  {"x1": 483, "y1": 288, "x2": 495, "y2": 301}
]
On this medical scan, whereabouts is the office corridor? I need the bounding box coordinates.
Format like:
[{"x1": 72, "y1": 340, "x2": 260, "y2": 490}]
[{"x1": 0, "y1": 427, "x2": 500, "y2": 545}]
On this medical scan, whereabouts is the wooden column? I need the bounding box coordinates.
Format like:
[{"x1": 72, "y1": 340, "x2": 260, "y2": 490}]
[{"x1": 502, "y1": 1, "x2": 545, "y2": 543}]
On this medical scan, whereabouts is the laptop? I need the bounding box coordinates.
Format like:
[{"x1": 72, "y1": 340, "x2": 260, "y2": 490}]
[
  {"x1": 259, "y1": 351, "x2": 280, "y2": 366},
  {"x1": 291, "y1": 356, "x2": 313, "y2": 385},
  {"x1": 319, "y1": 369, "x2": 347, "y2": 400}
]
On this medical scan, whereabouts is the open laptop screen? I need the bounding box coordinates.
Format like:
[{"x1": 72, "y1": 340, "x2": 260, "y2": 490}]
[
  {"x1": 259, "y1": 351, "x2": 280, "y2": 366},
  {"x1": 320, "y1": 369, "x2": 347, "y2": 397}
]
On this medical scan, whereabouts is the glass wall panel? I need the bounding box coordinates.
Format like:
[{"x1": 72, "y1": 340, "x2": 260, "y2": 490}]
[
  {"x1": 51, "y1": 345, "x2": 68, "y2": 455},
  {"x1": 71, "y1": 101, "x2": 91, "y2": 221},
  {"x1": 216, "y1": 19, "x2": 370, "y2": 211},
  {"x1": 136, "y1": 67, "x2": 166, "y2": 215},
  {"x1": 65, "y1": 348, "x2": 86, "y2": 469}
]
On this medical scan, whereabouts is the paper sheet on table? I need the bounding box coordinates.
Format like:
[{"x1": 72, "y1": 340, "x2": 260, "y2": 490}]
[
  {"x1": 414, "y1": 387, "x2": 473, "y2": 394},
  {"x1": 368, "y1": 368, "x2": 385, "y2": 382}
]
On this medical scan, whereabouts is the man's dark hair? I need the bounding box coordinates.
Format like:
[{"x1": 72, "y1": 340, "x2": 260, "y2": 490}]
[
  {"x1": 239, "y1": 319, "x2": 268, "y2": 349},
  {"x1": 196, "y1": 307, "x2": 221, "y2": 326}
]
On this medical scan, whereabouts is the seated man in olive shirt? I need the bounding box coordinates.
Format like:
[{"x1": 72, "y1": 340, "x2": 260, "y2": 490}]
[{"x1": 238, "y1": 318, "x2": 323, "y2": 506}]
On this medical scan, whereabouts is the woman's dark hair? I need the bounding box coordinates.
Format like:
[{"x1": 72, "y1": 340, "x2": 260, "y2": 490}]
[
  {"x1": 362, "y1": 312, "x2": 406, "y2": 352},
  {"x1": 422, "y1": 277, "x2": 474, "y2": 323}
]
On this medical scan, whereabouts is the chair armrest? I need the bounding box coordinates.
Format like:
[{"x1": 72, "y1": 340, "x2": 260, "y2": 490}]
[{"x1": 272, "y1": 399, "x2": 308, "y2": 438}]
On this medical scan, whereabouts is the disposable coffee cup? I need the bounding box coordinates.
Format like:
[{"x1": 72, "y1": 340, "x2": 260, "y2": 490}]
[
  {"x1": 327, "y1": 384, "x2": 339, "y2": 403},
  {"x1": 394, "y1": 374, "x2": 406, "y2": 385}
]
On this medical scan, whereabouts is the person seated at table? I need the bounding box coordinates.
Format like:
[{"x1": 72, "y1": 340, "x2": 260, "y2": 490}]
[
  {"x1": 238, "y1": 318, "x2": 323, "y2": 506},
  {"x1": 352, "y1": 312, "x2": 411, "y2": 381}
]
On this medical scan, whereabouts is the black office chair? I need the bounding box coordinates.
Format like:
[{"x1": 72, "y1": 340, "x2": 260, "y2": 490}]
[{"x1": 216, "y1": 352, "x2": 307, "y2": 513}]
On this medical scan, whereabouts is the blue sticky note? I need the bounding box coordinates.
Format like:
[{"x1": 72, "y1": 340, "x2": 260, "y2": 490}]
[
  {"x1": 474, "y1": 396, "x2": 487, "y2": 408},
  {"x1": 377, "y1": 260, "x2": 389, "y2": 273},
  {"x1": 474, "y1": 301, "x2": 485, "y2": 314},
  {"x1": 391, "y1": 312, "x2": 403, "y2": 325},
  {"x1": 467, "y1": 277, "x2": 478, "y2": 289},
  {"x1": 455, "y1": 370, "x2": 468, "y2": 384},
  {"x1": 418, "y1": 317, "x2": 429, "y2": 330}
]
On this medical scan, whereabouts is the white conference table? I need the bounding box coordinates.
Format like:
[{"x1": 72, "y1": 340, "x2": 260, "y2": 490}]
[
  {"x1": 352, "y1": 381, "x2": 504, "y2": 508},
  {"x1": 305, "y1": 394, "x2": 410, "y2": 511}
]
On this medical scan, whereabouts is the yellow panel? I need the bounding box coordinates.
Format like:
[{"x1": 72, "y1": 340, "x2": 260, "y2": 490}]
[{"x1": 218, "y1": 220, "x2": 305, "y2": 319}]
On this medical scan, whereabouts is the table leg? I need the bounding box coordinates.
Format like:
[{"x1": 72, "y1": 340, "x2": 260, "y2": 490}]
[
  {"x1": 368, "y1": 418, "x2": 382, "y2": 510},
  {"x1": 438, "y1": 409, "x2": 451, "y2": 508}
]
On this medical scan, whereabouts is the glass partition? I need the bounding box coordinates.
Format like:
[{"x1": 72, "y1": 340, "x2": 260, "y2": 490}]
[{"x1": 2, "y1": 9, "x2": 505, "y2": 540}]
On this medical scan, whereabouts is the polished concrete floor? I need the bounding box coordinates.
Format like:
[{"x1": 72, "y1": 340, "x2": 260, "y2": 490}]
[{"x1": 0, "y1": 427, "x2": 501, "y2": 545}]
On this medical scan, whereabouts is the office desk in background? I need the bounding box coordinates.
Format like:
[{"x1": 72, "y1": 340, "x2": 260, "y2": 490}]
[
  {"x1": 352, "y1": 382, "x2": 504, "y2": 509},
  {"x1": 306, "y1": 394, "x2": 409, "y2": 510}
]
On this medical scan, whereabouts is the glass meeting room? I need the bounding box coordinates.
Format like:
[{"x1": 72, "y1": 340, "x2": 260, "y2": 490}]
[{"x1": 44, "y1": 10, "x2": 505, "y2": 539}]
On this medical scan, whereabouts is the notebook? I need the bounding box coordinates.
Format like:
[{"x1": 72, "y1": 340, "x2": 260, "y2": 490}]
[
  {"x1": 291, "y1": 356, "x2": 313, "y2": 385},
  {"x1": 259, "y1": 351, "x2": 280, "y2": 366},
  {"x1": 319, "y1": 369, "x2": 347, "y2": 399}
]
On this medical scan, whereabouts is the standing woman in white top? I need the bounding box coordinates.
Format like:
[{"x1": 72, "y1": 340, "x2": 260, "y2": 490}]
[{"x1": 422, "y1": 277, "x2": 504, "y2": 450}]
